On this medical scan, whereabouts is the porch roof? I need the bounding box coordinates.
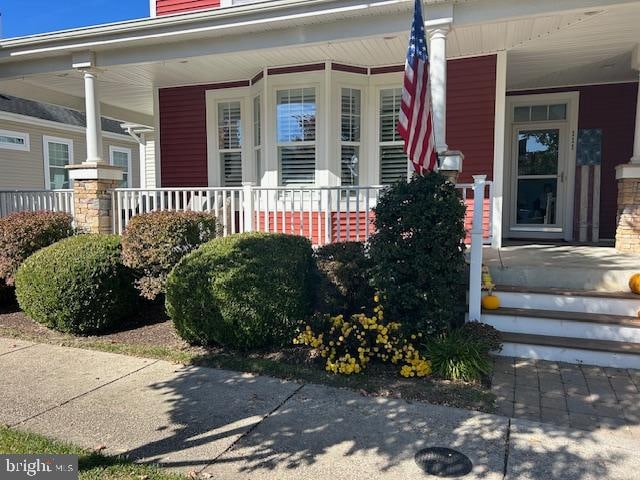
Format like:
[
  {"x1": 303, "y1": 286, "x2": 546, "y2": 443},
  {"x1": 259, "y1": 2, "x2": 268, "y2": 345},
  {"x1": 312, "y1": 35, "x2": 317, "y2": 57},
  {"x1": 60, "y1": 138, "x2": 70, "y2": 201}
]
[{"x1": 0, "y1": 0, "x2": 639, "y2": 120}]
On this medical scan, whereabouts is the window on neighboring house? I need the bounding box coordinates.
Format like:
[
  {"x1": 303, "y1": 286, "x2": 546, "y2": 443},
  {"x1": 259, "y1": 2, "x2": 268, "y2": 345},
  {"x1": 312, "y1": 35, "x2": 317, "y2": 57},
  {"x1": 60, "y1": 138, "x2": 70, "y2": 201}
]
[
  {"x1": 43, "y1": 136, "x2": 73, "y2": 189},
  {"x1": 253, "y1": 95, "x2": 262, "y2": 185},
  {"x1": 277, "y1": 87, "x2": 316, "y2": 186},
  {"x1": 379, "y1": 88, "x2": 408, "y2": 185},
  {"x1": 109, "y1": 146, "x2": 132, "y2": 188},
  {"x1": 218, "y1": 101, "x2": 243, "y2": 187},
  {"x1": 0, "y1": 129, "x2": 29, "y2": 151},
  {"x1": 341, "y1": 88, "x2": 361, "y2": 185}
]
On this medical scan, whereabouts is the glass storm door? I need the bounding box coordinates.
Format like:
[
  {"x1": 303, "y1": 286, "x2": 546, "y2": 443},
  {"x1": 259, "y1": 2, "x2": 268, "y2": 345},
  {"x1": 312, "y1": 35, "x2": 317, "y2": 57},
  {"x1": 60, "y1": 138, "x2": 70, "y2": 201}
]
[{"x1": 510, "y1": 125, "x2": 567, "y2": 236}]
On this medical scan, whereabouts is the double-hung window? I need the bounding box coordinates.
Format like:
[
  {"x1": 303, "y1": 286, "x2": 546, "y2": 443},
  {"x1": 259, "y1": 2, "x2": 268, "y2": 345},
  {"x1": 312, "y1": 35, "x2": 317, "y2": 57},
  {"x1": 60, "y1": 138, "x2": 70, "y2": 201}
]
[
  {"x1": 217, "y1": 101, "x2": 243, "y2": 186},
  {"x1": 340, "y1": 88, "x2": 361, "y2": 185},
  {"x1": 277, "y1": 88, "x2": 316, "y2": 186},
  {"x1": 253, "y1": 95, "x2": 262, "y2": 185},
  {"x1": 0, "y1": 129, "x2": 29, "y2": 151},
  {"x1": 43, "y1": 136, "x2": 73, "y2": 189},
  {"x1": 379, "y1": 88, "x2": 408, "y2": 185},
  {"x1": 109, "y1": 146, "x2": 132, "y2": 188}
]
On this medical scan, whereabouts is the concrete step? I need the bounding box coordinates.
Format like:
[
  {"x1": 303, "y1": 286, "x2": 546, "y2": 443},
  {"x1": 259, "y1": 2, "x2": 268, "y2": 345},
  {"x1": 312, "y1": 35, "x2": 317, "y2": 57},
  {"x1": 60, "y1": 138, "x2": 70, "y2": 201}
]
[
  {"x1": 493, "y1": 286, "x2": 640, "y2": 316},
  {"x1": 497, "y1": 332, "x2": 640, "y2": 369},
  {"x1": 483, "y1": 307, "x2": 640, "y2": 343}
]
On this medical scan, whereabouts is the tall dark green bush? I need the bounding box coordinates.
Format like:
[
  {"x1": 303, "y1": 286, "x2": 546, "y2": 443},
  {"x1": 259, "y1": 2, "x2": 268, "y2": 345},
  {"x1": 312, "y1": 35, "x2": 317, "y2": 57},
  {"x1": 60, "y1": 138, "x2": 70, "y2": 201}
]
[
  {"x1": 315, "y1": 241, "x2": 374, "y2": 315},
  {"x1": 369, "y1": 173, "x2": 466, "y2": 335},
  {"x1": 121, "y1": 211, "x2": 219, "y2": 300},
  {"x1": 0, "y1": 211, "x2": 74, "y2": 285},
  {"x1": 166, "y1": 232, "x2": 314, "y2": 350},
  {"x1": 15, "y1": 235, "x2": 137, "y2": 334}
]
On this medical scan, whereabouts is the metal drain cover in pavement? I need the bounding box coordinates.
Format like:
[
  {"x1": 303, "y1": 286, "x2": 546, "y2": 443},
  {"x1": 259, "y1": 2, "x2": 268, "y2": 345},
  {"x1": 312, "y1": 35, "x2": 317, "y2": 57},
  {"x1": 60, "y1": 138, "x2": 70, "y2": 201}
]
[{"x1": 414, "y1": 447, "x2": 473, "y2": 477}]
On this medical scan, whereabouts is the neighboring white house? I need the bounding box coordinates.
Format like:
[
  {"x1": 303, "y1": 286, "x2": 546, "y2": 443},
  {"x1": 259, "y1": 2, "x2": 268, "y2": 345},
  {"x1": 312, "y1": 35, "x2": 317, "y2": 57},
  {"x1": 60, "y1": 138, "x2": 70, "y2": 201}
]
[{"x1": 0, "y1": 94, "x2": 154, "y2": 190}]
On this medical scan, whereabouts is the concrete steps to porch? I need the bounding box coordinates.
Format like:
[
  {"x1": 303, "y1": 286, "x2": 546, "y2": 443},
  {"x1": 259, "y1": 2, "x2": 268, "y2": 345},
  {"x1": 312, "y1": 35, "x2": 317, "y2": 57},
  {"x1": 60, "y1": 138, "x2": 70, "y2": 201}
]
[{"x1": 483, "y1": 286, "x2": 640, "y2": 368}]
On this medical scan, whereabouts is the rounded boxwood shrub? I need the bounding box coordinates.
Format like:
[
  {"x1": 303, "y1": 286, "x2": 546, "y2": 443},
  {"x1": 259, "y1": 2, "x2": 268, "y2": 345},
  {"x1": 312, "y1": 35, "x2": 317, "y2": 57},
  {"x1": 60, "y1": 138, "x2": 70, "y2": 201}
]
[
  {"x1": 369, "y1": 172, "x2": 466, "y2": 336},
  {"x1": 315, "y1": 241, "x2": 374, "y2": 316},
  {"x1": 166, "y1": 232, "x2": 314, "y2": 350},
  {"x1": 121, "y1": 211, "x2": 219, "y2": 300},
  {"x1": 0, "y1": 211, "x2": 74, "y2": 285},
  {"x1": 15, "y1": 235, "x2": 137, "y2": 334}
]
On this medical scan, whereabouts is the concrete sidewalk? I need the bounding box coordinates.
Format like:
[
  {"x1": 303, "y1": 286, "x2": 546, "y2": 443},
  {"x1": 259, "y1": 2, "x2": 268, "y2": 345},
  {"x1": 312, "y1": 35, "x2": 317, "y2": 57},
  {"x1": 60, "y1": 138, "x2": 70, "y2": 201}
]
[{"x1": 1, "y1": 338, "x2": 639, "y2": 480}]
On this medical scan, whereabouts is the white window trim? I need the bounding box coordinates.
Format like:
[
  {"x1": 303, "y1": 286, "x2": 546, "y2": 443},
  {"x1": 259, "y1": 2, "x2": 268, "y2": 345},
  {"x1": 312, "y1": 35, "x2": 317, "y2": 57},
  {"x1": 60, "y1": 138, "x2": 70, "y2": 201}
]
[
  {"x1": 43, "y1": 135, "x2": 74, "y2": 190},
  {"x1": 109, "y1": 145, "x2": 133, "y2": 188},
  {"x1": 339, "y1": 86, "x2": 363, "y2": 186},
  {"x1": 253, "y1": 94, "x2": 263, "y2": 185},
  {"x1": 0, "y1": 128, "x2": 30, "y2": 152},
  {"x1": 205, "y1": 87, "x2": 252, "y2": 187}
]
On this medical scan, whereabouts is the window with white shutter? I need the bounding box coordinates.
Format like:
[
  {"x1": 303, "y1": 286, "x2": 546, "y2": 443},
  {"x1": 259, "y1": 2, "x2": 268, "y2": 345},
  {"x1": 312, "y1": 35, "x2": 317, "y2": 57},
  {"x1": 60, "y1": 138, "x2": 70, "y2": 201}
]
[
  {"x1": 341, "y1": 88, "x2": 361, "y2": 186},
  {"x1": 218, "y1": 101, "x2": 243, "y2": 186},
  {"x1": 277, "y1": 88, "x2": 316, "y2": 186},
  {"x1": 379, "y1": 88, "x2": 408, "y2": 185}
]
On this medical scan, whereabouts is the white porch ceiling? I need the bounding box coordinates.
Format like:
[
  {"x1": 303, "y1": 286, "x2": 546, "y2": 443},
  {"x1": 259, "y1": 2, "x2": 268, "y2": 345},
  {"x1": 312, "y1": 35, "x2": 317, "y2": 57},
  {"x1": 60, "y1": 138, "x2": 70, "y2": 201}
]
[{"x1": 1, "y1": 1, "x2": 639, "y2": 117}]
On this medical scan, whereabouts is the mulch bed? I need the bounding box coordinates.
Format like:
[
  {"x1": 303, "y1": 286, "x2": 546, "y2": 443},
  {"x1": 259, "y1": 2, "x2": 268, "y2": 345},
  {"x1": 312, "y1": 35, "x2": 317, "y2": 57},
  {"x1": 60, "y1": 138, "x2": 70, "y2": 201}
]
[{"x1": 0, "y1": 289, "x2": 495, "y2": 413}]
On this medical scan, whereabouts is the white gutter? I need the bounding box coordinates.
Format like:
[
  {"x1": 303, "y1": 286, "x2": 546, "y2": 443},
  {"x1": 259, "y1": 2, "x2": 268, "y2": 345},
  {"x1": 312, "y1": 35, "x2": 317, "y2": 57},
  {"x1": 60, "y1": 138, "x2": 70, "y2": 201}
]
[
  {"x1": 121, "y1": 123, "x2": 154, "y2": 145},
  {"x1": 0, "y1": 0, "x2": 416, "y2": 51}
]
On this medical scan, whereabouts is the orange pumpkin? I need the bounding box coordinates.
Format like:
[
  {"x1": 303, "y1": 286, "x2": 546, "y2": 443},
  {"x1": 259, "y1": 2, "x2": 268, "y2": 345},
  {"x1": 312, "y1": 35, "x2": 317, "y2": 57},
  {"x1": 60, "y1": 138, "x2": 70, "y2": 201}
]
[
  {"x1": 629, "y1": 273, "x2": 640, "y2": 295},
  {"x1": 481, "y1": 294, "x2": 500, "y2": 310}
]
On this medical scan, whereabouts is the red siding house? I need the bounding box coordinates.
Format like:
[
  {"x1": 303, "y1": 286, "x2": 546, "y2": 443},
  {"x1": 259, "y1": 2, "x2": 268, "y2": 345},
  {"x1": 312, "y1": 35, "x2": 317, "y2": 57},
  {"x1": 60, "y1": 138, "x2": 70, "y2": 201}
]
[{"x1": 2, "y1": 0, "x2": 640, "y2": 367}]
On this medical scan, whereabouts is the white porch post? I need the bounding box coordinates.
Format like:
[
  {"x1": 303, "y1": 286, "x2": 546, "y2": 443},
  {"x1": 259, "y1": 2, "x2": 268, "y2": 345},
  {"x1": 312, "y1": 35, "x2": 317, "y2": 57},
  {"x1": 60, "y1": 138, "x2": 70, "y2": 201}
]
[
  {"x1": 428, "y1": 24, "x2": 450, "y2": 153},
  {"x1": 66, "y1": 51, "x2": 122, "y2": 234},
  {"x1": 615, "y1": 47, "x2": 640, "y2": 253},
  {"x1": 83, "y1": 70, "x2": 104, "y2": 163},
  {"x1": 631, "y1": 71, "x2": 640, "y2": 164},
  {"x1": 491, "y1": 51, "x2": 507, "y2": 249},
  {"x1": 468, "y1": 175, "x2": 487, "y2": 323}
]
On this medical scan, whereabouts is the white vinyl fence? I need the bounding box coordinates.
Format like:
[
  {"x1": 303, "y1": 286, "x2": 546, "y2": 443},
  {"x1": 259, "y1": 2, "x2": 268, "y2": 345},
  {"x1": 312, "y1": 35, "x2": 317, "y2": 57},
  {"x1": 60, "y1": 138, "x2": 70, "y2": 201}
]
[
  {"x1": 0, "y1": 190, "x2": 74, "y2": 218},
  {"x1": 112, "y1": 181, "x2": 493, "y2": 246}
]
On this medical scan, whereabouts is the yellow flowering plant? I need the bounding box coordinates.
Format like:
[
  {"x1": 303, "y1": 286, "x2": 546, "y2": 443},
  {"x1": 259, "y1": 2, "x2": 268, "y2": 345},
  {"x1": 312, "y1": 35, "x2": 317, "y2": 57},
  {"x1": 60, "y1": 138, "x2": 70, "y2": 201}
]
[{"x1": 294, "y1": 295, "x2": 431, "y2": 378}]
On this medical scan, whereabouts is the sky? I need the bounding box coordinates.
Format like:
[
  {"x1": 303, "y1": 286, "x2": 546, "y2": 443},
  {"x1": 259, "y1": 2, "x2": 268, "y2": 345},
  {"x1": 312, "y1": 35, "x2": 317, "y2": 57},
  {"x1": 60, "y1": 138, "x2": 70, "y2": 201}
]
[{"x1": 0, "y1": 0, "x2": 150, "y2": 39}]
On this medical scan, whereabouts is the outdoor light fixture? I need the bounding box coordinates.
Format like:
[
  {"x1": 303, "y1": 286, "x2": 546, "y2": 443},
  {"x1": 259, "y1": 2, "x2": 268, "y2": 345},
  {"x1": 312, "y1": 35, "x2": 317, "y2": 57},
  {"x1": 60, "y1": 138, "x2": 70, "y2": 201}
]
[{"x1": 438, "y1": 150, "x2": 464, "y2": 182}]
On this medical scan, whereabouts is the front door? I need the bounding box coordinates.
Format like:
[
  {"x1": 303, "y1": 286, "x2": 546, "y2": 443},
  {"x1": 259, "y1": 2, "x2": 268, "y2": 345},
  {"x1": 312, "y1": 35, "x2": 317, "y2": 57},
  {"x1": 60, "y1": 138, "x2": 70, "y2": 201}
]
[{"x1": 509, "y1": 124, "x2": 568, "y2": 238}]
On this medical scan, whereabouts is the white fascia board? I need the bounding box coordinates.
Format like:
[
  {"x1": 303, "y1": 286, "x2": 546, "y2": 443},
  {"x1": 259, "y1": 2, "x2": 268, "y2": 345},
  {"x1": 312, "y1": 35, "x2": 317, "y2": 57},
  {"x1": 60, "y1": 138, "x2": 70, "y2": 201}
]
[
  {"x1": 0, "y1": 111, "x2": 138, "y2": 142},
  {"x1": 2, "y1": 0, "x2": 636, "y2": 57}
]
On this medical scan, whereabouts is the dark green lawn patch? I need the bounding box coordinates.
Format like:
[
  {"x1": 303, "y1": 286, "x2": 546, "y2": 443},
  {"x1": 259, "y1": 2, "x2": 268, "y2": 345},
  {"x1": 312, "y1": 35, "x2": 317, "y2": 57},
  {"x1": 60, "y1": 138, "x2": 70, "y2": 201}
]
[{"x1": 0, "y1": 426, "x2": 184, "y2": 480}]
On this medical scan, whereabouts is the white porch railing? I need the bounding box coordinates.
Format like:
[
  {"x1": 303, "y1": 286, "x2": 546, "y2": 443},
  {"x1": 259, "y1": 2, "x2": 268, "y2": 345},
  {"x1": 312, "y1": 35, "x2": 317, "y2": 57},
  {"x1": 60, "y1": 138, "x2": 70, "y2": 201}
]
[
  {"x1": 112, "y1": 181, "x2": 494, "y2": 246},
  {"x1": 0, "y1": 189, "x2": 74, "y2": 218}
]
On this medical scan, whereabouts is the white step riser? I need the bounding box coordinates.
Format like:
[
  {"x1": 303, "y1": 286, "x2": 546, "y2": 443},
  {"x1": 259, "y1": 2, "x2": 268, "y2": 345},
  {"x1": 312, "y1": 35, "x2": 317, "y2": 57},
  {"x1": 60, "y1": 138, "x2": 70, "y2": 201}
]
[
  {"x1": 496, "y1": 343, "x2": 640, "y2": 369},
  {"x1": 484, "y1": 313, "x2": 640, "y2": 343},
  {"x1": 496, "y1": 291, "x2": 639, "y2": 317}
]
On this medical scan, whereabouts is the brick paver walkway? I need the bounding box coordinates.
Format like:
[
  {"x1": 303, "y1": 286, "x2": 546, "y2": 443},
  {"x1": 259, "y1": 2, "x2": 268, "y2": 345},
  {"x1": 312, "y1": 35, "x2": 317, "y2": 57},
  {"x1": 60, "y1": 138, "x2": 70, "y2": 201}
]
[{"x1": 492, "y1": 357, "x2": 640, "y2": 433}]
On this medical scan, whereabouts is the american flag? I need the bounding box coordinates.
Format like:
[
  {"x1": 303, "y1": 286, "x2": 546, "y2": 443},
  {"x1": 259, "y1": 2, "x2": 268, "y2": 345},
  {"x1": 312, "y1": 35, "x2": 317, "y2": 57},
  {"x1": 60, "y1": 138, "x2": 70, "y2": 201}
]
[{"x1": 397, "y1": 0, "x2": 438, "y2": 174}]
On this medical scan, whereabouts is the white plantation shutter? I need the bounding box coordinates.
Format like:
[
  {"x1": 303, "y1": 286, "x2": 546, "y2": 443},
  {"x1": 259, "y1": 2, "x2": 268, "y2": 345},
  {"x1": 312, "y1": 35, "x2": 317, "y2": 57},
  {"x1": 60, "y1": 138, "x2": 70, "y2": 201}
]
[
  {"x1": 253, "y1": 95, "x2": 262, "y2": 185},
  {"x1": 341, "y1": 88, "x2": 361, "y2": 186},
  {"x1": 218, "y1": 101, "x2": 243, "y2": 186},
  {"x1": 379, "y1": 88, "x2": 408, "y2": 184},
  {"x1": 277, "y1": 88, "x2": 316, "y2": 185}
]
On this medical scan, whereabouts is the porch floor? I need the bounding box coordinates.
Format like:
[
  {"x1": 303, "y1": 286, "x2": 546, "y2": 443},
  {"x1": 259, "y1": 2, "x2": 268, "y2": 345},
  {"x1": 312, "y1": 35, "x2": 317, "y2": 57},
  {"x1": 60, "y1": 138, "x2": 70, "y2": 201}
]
[{"x1": 483, "y1": 244, "x2": 640, "y2": 292}]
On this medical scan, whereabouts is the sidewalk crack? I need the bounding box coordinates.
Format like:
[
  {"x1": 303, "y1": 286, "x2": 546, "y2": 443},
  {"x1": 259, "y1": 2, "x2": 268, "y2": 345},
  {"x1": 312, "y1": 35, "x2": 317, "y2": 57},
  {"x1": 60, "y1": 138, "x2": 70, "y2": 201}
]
[
  {"x1": 200, "y1": 382, "x2": 306, "y2": 473},
  {"x1": 0, "y1": 342, "x2": 36, "y2": 357},
  {"x1": 502, "y1": 417, "x2": 512, "y2": 480},
  {"x1": 9, "y1": 359, "x2": 159, "y2": 428}
]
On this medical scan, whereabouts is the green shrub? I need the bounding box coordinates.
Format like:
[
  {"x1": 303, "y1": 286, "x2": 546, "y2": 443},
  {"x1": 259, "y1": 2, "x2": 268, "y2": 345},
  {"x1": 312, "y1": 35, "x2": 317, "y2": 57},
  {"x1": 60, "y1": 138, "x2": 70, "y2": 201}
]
[
  {"x1": 121, "y1": 211, "x2": 219, "y2": 300},
  {"x1": 460, "y1": 321, "x2": 503, "y2": 353},
  {"x1": 369, "y1": 173, "x2": 466, "y2": 336},
  {"x1": 166, "y1": 232, "x2": 314, "y2": 350},
  {"x1": 15, "y1": 235, "x2": 137, "y2": 334},
  {"x1": 0, "y1": 211, "x2": 74, "y2": 285},
  {"x1": 426, "y1": 329, "x2": 492, "y2": 382},
  {"x1": 315, "y1": 241, "x2": 374, "y2": 316}
]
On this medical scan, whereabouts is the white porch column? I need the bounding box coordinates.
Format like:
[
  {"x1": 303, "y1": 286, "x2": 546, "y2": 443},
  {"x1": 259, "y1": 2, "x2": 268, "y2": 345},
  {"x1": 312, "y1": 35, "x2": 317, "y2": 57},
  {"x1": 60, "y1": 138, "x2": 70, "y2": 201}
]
[
  {"x1": 614, "y1": 47, "x2": 640, "y2": 253},
  {"x1": 83, "y1": 70, "x2": 104, "y2": 164},
  {"x1": 631, "y1": 71, "x2": 640, "y2": 164},
  {"x1": 428, "y1": 24, "x2": 450, "y2": 153}
]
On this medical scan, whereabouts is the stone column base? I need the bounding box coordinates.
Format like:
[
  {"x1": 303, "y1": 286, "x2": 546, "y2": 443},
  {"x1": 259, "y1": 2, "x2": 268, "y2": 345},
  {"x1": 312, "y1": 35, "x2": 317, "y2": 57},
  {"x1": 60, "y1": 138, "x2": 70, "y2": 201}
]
[
  {"x1": 67, "y1": 163, "x2": 123, "y2": 235},
  {"x1": 615, "y1": 176, "x2": 640, "y2": 254}
]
